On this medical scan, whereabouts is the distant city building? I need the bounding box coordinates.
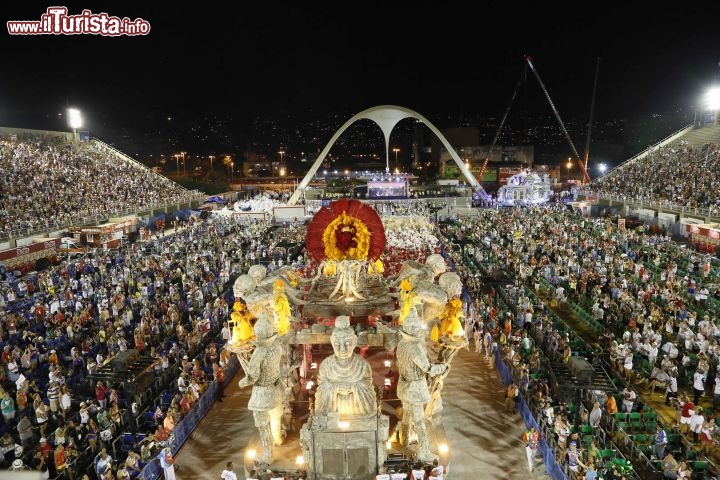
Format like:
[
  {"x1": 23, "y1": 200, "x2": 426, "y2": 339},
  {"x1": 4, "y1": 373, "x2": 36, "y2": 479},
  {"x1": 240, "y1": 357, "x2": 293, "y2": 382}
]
[
  {"x1": 432, "y1": 126, "x2": 534, "y2": 181},
  {"x1": 243, "y1": 152, "x2": 279, "y2": 177},
  {"x1": 439, "y1": 145, "x2": 534, "y2": 179}
]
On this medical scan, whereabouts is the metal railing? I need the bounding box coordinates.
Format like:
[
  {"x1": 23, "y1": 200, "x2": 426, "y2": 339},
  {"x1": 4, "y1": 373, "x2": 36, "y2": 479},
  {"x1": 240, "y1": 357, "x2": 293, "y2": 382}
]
[
  {"x1": 304, "y1": 196, "x2": 471, "y2": 211},
  {"x1": 0, "y1": 195, "x2": 206, "y2": 244},
  {"x1": 576, "y1": 191, "x2": 720, "y2": 220}
]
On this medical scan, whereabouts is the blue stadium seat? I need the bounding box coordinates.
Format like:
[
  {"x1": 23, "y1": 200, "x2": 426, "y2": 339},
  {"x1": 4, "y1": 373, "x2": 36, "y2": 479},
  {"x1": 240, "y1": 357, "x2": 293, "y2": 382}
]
[{"x1": 120, "y1": 432, "x2": 136, "y2": 453}]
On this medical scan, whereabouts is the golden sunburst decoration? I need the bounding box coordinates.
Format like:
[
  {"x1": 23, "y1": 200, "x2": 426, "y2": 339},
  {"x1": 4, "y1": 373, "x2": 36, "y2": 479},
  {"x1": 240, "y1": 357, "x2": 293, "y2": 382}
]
[{"x1": 306, "y1": 199, "x2": 386, "y2": 262}]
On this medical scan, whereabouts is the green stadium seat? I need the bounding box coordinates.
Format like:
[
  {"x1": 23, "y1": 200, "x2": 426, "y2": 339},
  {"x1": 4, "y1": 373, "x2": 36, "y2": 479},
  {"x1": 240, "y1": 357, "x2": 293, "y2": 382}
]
[
  {"x1": 596, "y1": 448, "x2": 614, "y2": 465},
  {"x1": 693, "y1": 460, "x2": 708, "y2": 480}
]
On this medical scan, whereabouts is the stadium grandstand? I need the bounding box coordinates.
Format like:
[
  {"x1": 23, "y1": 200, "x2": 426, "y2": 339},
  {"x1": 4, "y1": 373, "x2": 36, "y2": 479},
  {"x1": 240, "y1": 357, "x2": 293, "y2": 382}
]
[
  {"x1": 3, "y1": 111, "x2": 720, "y2": 480},
  {"x1": 0, "y1": 127, "x2": 205, "y2": 243},
  {"x1": 582, "y1": 121, "x2": 720, "y2": 215}
]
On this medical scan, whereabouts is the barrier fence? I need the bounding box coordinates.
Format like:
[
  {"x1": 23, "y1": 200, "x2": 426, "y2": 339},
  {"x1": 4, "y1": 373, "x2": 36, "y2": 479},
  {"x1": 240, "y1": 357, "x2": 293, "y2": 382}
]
[
  {"x1": 494, "y1": 349, "x2": 568, "y2": 480},
  {"x1": 138, "y1": 354, "x2": 240, "y2": 479},
  {"x1": 440, "y1": 239, "x2": 568, "y2": 480}
]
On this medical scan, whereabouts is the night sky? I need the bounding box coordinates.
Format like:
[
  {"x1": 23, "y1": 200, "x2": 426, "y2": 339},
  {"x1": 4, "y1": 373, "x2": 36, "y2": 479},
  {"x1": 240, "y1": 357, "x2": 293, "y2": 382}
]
[{"x1": 2, "y1": 2, "x2": 719, "y2": 137}]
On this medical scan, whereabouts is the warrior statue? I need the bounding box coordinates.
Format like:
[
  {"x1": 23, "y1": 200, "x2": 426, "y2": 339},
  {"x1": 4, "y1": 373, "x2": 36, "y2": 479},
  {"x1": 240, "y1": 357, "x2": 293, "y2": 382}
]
[
  {"x1": 233, "y1": 265, "x2": 306, "y2": 318},
  {"x1": 396, "y1": 306, "x2": 448, "y2": 462},
  {"x1": 237, "y1": 312, "x2": 285, "y2": 464},
  {"x1": 389, "y1": 253, "x2": 448, "y2": 286}
]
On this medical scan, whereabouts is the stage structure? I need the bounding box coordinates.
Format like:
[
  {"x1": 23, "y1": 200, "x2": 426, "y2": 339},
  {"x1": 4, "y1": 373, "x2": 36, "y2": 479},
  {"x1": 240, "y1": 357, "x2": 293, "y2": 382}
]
[
  {"x1": 286, "y1": 105, "x2": 486, "y2": 205},
  {"x1": 228, "y1": 199, "x2": 467, "y2": 479}
]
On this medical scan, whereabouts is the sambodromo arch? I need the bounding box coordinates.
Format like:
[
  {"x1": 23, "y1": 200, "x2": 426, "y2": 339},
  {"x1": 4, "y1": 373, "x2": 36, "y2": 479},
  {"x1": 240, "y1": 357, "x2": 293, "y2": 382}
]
[{"x1": 287, "y1": 105, "x2": 483, "y2": 205}]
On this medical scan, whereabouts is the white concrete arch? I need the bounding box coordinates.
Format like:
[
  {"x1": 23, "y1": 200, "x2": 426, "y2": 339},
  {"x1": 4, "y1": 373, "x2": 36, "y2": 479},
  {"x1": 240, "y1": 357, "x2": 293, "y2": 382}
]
[{"x1": 287, "y1": 105, "x2": 482, "y2": 205}]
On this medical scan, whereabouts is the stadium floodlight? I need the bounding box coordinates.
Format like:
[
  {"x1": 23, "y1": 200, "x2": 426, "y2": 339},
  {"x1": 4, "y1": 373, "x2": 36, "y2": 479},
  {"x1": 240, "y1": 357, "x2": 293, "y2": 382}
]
[
  {"x1": 67, "y1": 108, "x2": 82, "y2": 130},
  {"x1": 706, "y1": 86, "x2": 720, "y2": 111},
  {"x1": 67, "y1": 108, "x2": 82, "y2": 142},
  {"x1": 598, "y1": 163, "x2": 607, "y2": 173}
]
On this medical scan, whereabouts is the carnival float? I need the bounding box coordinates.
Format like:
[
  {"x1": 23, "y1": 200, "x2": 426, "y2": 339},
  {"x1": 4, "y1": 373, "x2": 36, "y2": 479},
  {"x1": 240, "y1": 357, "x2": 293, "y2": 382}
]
[
  {"x1": 227, "y1": 199, "x2": 467, "y2": 479},
  {"x1": 496, "y1": 169, "x2": 553, "y2": 207}
]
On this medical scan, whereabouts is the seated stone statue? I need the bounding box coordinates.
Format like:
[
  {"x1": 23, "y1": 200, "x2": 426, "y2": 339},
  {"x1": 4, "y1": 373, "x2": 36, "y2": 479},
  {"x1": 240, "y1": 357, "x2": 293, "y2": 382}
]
[{"x1": 314, "y1": 316, "x2": 377, "y2": 417}]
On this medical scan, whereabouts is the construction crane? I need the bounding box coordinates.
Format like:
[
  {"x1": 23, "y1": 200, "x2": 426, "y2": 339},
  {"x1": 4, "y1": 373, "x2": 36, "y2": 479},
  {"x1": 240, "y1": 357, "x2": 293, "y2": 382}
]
[
  {"x1": 524, "y1": 55, "x2": 591, "y2": 183},
  {"x1": 479, "y1": 55, "x2": 592, "y2": 185},
  {"x1": 476, "y1": 63, "x2": 528, "y2": 185},
  {"x1": 583, "y1": 57, "x2": 601, "y2": 173}
]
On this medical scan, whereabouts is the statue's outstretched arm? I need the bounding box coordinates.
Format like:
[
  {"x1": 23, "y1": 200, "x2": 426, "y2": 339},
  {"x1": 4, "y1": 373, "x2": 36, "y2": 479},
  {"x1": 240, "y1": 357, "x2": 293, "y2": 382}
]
[
  {"x1": 238, "y1": 348, "x2": 264, "y2": 387},
  {"x1": 411, "y1": 345, "x2": 447, "y2": 376},
  {"x1": 285, "y1": 289, "x2": 307, "y2": 306}
]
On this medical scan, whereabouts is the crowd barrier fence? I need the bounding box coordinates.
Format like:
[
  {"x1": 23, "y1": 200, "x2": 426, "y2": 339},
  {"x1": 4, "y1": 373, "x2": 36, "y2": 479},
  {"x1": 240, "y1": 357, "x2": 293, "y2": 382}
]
[{"x1": 138, "y1": 354, "x2": 240, "y2": 479}]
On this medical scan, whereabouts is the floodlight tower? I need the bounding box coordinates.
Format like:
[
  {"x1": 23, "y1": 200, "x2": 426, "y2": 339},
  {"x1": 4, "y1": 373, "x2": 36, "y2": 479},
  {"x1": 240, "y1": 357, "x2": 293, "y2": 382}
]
[
  {"x1": 706, "y1": 86, "x2": 720, "y2": 125},
  {"x1": 67, "y1": 108, "x2": 82, "y2": 141}
]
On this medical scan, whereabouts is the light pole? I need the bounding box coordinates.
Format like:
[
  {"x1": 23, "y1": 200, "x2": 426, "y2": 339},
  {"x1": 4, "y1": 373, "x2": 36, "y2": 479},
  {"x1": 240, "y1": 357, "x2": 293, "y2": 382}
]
[
  {"x1": 180, "y1": 151, "x2": 187, "y2": 177},
  {"x1": 392, "y1": 148, "x2": 400, "y2": 172},
  {"x1": 278, "y1": 149, "x2": 286, "y2": 178},
  {"x1": 231, "y1": 161, "x2": 234, "y2": 182},
  {"x1": 209, "y1": 155, "x2": 215, "y2": 172},
  {"x1": 566, "y1": 158, "x2": 573, "y2": 182},
  {"x1": 67, "y1": 108, "x2": 82, "y2": 142},
  {"x1": 174, "y1": 154, "x2": 181, "y2": 177}
]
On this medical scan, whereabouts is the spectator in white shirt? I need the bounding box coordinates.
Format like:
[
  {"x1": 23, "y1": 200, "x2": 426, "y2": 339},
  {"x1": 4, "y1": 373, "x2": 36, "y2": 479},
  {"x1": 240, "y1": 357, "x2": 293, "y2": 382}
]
[
  {"x1": 220, "y1": 461, "x2": 237, "y2": 480},
  {"x1": 690, "y1": 407, "x2": 705, "y2": 443},
  {"x1": 694, "y1": 370, "x2": 707, "y2": 405},
  {"x1": 666, "y1": 371, "x2": 679, "y2": 407},
  {"x1": 621, "y1": 387, "x2": 636, "y2": 413}
]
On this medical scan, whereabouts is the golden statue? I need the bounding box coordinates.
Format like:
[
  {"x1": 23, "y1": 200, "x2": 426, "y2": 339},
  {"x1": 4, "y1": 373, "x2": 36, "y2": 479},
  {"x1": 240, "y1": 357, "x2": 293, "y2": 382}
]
[{"x1": 230, "y1": 301, "x2": 254, "y2": 343}]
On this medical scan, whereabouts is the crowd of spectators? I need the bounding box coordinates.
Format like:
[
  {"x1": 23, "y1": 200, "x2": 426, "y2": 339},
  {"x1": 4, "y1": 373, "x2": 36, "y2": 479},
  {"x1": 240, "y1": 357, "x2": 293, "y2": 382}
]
[
  {"x1": 0, "y1": 136, "x2": 200, "y2": 240},
  {"x1": 0, "y1": 212, "x2": 302, "y2": 479},
  {"x1": 6, "y1": 128, "x2": 720, "y2": 479},
  {"x1": 589, "y1": 141, "x2": 720, "y2": 214},
  {"x1": 438, "y1": 203, "x2": 720, "y2": 479}
]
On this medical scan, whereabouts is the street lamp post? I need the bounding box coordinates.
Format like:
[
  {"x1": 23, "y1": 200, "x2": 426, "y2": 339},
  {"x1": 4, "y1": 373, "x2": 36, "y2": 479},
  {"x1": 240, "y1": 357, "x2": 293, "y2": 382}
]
[
  {"x1": 209, "y1": 155, "x2": 215, "y2": 172},
  {"x1": 566, "y1": 158, "x2": 573, "y2": 182},
  {"x1": 392, "y1": 148, "x2": 400, "y2": 172},
  {"x1": 279, "y1": 149, "x2": 286, "y2": 176}
]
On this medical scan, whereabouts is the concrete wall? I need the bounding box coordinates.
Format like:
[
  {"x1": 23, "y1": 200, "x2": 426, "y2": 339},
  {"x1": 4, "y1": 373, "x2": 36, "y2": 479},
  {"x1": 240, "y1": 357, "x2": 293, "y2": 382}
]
[
  {"x1": 677, "y1": 217, "x2": 706, "y2": 237},
  {"x1": 657, "y1": 212, "x2": 677, "y2": 226},
  {"x1": 274, "y1": 206, "x2": 307, "y2": 220},
  {"x1": 17, "y1": 236, "x2": 38, "y2": 247}
]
